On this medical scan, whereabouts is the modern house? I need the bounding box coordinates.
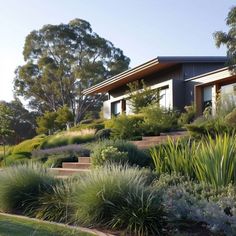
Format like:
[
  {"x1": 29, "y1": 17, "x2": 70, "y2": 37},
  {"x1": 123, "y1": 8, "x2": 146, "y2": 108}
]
[{"x1": 82, "y1": 56, "x2": 235, "y2": 119}]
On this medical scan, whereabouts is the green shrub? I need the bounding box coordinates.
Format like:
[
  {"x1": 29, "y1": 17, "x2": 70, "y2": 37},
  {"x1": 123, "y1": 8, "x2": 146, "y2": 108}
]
[
  {"x1": 0, "y1": 163, "x2": 56, "y2": 216},
  {"x1": 178, "y1": 105, "x2": 196, "y2": 125},
  {"x1": 186, "y1": 117, "x2": 233, "y2": 138},
  {"x1": 194, "y1": 134, "x2": 236, "y2": 189},
  {"x1": 141, "y1": 105, "x2": 179, "y2": 136},
  {"x1": 225, "y1": 108, "x2": 236, "y2": 126},
  {"x1": 73, "y1": 165, "x2": 166, "y2": 235},
  {"x1": 40, "y1": 130, "x2": 95, "y2": 149},
  {"x1": 2, "y1": 152, "x2": 31, "y2": 167},
  {"x1": 36, "y1": 179, "x2": 76, "y2": 223},
  {"x1": 71, "y1": 119, "x2": 105, "y2": 132},
  {"x1": 42, "y1": 154, "x2": 78, "y2": 168},
  {"x1": 12, "y1": 135, "x2": 46, "y2": 154},
  {"x1": 91, "y1": 139, "x2": 152, "y2": 168},
  {"x1": 105, "y1": 114, "x2": 144, "y2": 140},
  {"x1": 150, "y1": 138, "x2": 196, "y2": 179},
  {"x1": 95, "y1": 128, "x2": 112, "y2": 140}
]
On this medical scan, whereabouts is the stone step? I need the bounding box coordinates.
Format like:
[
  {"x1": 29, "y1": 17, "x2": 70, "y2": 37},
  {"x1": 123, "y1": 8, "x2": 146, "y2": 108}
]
[
  {"x1": 78, "y1": 157, "x2": 91, "y2": 163},
  {"x1": 62, "y1": 162, "x2": 91, "y2": 169},
  {"x1": 50, "y1": 168, "x2": 90, "y2": 176}
]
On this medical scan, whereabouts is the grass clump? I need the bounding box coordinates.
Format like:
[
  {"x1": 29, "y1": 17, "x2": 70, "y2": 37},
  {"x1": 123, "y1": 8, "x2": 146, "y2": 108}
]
[
  {"x1": 36, "y1": 179, "x2": 76, "y2": 223},
  {"x1": 0, "y1": 163, "x2": 57, "y2": 216},
  {"x1": 73, "y1": 165, "x2": 166, "y2": 236}
]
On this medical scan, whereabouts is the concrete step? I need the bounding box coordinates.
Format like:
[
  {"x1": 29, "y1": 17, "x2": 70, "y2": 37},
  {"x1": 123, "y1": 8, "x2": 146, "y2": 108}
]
[
  {"x1": 50, "y1": 168, "x2": 90, "y2": 176},
  {"x1": 62, "y1": 162, "x2": 91, "y2": 169},
  {"x1": 78, "y1": 157, "x2": 91, "y2": 163}
]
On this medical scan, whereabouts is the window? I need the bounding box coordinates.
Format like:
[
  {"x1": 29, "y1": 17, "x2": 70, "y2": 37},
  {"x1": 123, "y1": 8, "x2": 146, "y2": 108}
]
[
  {"x1": 220, "y1": 82, "x2": 236, "y2": 108},
  {"x1": 111, "y1": 101, "x2": 121, "y2": 116},
  {"x1": 203, "y1": 86, "x2": 212, "y2": 110}
]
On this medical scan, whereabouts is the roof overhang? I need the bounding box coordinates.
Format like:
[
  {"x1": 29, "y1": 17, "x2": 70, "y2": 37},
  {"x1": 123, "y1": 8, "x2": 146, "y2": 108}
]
[
  {"x1": 191, "y1": 66, "x2": 236, "y2": 87},
  {"x1": 83, "y1": 56, "x2": 227, "y2": 95}
]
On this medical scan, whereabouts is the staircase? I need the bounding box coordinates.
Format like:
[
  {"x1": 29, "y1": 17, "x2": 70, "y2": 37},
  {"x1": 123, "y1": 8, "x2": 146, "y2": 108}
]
[
  {"x1": 50, "y1": 157, "x2": 91, "y2": 177},
  {"x1": 132, "y1": 131, "x2": 188, "y2": 149}
]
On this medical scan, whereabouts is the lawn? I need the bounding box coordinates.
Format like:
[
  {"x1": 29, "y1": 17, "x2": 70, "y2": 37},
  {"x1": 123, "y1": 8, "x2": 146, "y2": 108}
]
[{"x1": 0, "y1": 214, "x2": 93, "y2": 236}]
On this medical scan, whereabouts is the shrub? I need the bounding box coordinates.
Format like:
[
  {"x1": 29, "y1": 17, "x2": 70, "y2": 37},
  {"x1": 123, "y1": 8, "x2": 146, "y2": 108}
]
[
  {"x1": 32, "y1": 144, "x2": 90, "y2": 159},
  {"x1": 73, "y1": 165, "x2": 166, "y2": 235},
  {"x1": 0, "y1": 163, "x2": 56, "y2": 216},
  {"x1": 40, "y1": 130, "x2": 95, "y2": 149},
  {"x1": 154, "y1": 173, "x2": 236, "y2": 235},
  {"x1": 42, "y1": 154, "x2": 78, "y2": 168},
  {"x1": 225, "y1": 108, "x2": 236, "y2": 126},
  {"x1": 2, "y1": 152, "x2": 31, "y2": 167},
  {"x1": 11, "y1": 135, "x2": 46, "y2": 154},
  {"x1": 141, "y1": 105, "x2": 179, "y2": 136},
  {"x1": 95, "y1": 128, "x2": 112, "y2": 140},
  {"x1": 105, "y1": 114, "x2": 144, "y2": 140},
  {"x1": 186, "y1": 117, "x2": 233, "y2": 138},
  {"x1": 178, "y1": 105, "x2": 196, "y2": 125},
  {"x1": 36, "y1": 179, "x2": 76, "y2": 223},
  {"x1": 91, "y1": 139, "x2": 152, "y2": 168}
]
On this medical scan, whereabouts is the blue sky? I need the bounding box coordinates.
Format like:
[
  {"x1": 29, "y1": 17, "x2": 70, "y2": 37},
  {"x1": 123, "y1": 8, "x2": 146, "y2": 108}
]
[{"x1": 0, "y1": 0, "x2": 234, "y2": 101}]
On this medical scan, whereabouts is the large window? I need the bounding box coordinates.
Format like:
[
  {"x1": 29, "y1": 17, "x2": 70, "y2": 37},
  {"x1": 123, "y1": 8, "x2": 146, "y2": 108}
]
[
  {"x1": 159, "y1": 86, "x2": 170, "y2": 108},
  {"x1": 220, "y1": 82, "x2": 236, "y2": 109}
]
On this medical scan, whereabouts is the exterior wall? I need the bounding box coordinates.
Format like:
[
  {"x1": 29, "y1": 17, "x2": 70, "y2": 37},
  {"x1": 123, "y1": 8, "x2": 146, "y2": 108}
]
[{"x1": 182, "y1": 63, "x2": 226, "y2": 80}]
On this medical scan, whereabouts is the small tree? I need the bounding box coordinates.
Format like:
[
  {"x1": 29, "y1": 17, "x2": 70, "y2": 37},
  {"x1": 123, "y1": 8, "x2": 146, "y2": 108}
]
[
  {"x1": 127, "y1": 80, "x2": 160, "y2": 113},
  {"x1": 36, "y1": 106, "x2": 74, "y2": 135}
]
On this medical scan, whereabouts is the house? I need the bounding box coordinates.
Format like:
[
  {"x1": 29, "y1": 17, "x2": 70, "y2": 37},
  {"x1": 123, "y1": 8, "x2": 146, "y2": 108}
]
[{"x1": 83, "y1": 56, "x2": 230, "y2": 119}]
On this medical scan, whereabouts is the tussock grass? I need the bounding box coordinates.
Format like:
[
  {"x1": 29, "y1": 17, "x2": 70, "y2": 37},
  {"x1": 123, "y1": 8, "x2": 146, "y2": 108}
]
[{"x1": 0, "y1": 163, "x2": 57, "y2": 215}]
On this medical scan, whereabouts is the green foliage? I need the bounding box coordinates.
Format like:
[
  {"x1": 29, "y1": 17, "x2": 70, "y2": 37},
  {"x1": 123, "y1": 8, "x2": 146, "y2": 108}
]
[
  {"x1": 150, "y1": 138, "x2": 196, "y2": 179},
  {"x1": 14, "y1": 19, "x2": 130, "y2": 121},
  {"x1": 141, "y1": 105, "x2": 179, "y2": 135},
  {"x1": 73, "y1": 165, "x2": 166, "y2": 235},
  {"x1": 127, "y1": 80, "x2": 160, "y2": 113},
  {"x1": 94, "y1": 128, "x2": 111, "y2": 140},
  {"x1": 36, "y1": 106, "x2": 73, "y2": 135},
  {"x1": 42, "y1": 154, "x2": 77, "y2": 168},
  {"x1": 36, "y1": 179, "x2": 76, "y2": 223},
  {"x1": 2, "y1": 152, "x2": 31, "y2": 167},
  {"x1": 178, "y1": 105, "x2": 196, "y2": 125},
  {"x1": 0, "y1": 163, "x2": 56, "y2": 215},
  {"x1": 214, "y1": 6, "x2": 236, "y2": 70},
  {"x1": 12, "y1": 135, "x2": 46, "y2": 154},
  {"x1": 0, "y1": 102, "x2": 14, "y2": 146},
  {"x1": 91, "y1": 139, "x2": 152, "y2": 168},
  {"x1": 71, "y1": 119, "x2": 105, "y2": 132},
  {"x1": 151, "y1": 134, "x2": 236, "y2": 189},
  {"x1": 40, "y1": 130, "x2": 95, "y2": 149},
  {"x1": 105, "y1": 114, "x2": 144, "y2": 140},
  {"x1": 194, "y1": 134, "x2": 236, "y2": 190},
  {"x1": 225, "y1": 107, "x2": 236, "y2": 126}
]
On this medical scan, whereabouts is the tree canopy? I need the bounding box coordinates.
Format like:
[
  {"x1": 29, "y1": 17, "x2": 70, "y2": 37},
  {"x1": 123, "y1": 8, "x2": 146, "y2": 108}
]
[
  {"x1": 0, "y1": 100, "x2": 36, "y2": 144},
  {"x1": 14, "y1": 19, "x2": 130, "y2": 122},
  {"x1": 214, "y1": 6, "x2": 236, "y2": 70}
]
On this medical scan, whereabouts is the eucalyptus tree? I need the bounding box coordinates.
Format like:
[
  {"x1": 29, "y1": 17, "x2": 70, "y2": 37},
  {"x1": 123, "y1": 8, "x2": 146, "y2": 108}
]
[{"x1": 14, "y1": 19, "x2": 130, "y2": 122}]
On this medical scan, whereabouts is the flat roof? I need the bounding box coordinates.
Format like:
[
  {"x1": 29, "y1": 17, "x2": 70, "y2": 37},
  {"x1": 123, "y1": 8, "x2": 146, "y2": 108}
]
[{"x1": 83, "y1": 56, "x2": 227, "y2": 95}]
